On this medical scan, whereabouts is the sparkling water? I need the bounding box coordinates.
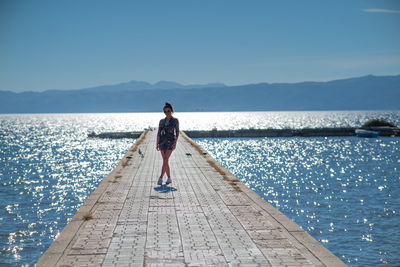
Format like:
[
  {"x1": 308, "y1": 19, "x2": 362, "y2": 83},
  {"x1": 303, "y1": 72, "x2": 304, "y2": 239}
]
[
  {"x1": 0, "y1": 111, "x2": 399, "y2": 266},
  {"x1": 195, "y1": 137, "x2": 400, "y2": 266}
]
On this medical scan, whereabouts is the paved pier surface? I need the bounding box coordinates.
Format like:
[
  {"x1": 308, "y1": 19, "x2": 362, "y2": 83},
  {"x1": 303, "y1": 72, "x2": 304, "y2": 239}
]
[{"x1": 37, "y1": 129, "x2": 345, "y2": 266}]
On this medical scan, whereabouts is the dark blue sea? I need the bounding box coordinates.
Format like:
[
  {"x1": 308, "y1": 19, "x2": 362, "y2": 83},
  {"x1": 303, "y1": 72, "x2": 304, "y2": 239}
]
[{"x1": 1, "y1": 111, "x2": 399, "y2": 266}]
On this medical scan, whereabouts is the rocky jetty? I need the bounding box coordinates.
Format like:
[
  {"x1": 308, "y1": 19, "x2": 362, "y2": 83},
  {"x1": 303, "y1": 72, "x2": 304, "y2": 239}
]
[
  {"x1": 185, "y1": 127, "x2": 399, "y2": 138},
  {"x1": 88, "y1": 127, "x2": 400, "y2": 139},
  {"x1": 88, "y1": 131, "x2": 142, "y2": 139}
]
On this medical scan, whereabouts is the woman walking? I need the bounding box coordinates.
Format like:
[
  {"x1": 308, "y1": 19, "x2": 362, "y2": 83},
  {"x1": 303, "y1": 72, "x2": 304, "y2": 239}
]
[{"x1": 156, "y1": 102, "x2": 179, "y2": 185}]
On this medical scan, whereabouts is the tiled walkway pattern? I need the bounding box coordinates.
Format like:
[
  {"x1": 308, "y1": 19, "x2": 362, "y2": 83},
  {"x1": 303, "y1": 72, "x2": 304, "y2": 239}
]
[{"x1": 38, "y1": 130, "x2": 344, "y2": 266}]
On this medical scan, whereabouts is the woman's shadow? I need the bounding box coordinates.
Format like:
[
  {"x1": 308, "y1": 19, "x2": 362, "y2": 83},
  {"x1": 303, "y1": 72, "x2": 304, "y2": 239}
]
[{"x1": 153, "y1": 184, "x2": 177, "y2": 193}]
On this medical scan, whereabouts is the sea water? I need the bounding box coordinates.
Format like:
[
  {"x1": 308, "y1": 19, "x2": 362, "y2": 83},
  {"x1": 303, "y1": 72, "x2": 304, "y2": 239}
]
[
  {"x1": 0, "y1": 111, "x2": 399, "y2": 266},
  {"x1": 196, "y1": 137, "x2": 400, "y2": 266}
]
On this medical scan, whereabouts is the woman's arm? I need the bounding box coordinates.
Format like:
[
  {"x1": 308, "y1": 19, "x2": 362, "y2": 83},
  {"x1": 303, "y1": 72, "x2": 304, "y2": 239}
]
[
  {"x1": 172, "y1": 119, "x2": 179, "y2": 150},
  {"x1": 156, "y1": 120, "x2": 162, "y2": 150},
  {"x1": 156, "y1": 135, "x2": 160, "y2": 150}
]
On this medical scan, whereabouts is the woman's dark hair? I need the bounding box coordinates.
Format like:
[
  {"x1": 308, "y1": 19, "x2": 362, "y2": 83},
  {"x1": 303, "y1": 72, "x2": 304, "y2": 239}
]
[{"x1": 163, "y1": 102, "x2": 174, "y2": 113}]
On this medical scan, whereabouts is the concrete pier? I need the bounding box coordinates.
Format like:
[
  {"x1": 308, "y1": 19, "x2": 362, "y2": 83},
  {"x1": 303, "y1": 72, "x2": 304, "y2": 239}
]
[{"x1": 37, "y1": 129, "x2": 345, "y2": 266}]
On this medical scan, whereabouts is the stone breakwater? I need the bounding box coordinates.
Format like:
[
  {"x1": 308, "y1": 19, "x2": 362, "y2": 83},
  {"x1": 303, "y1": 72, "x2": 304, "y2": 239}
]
[
  {"x1": 88, "y1": 127, "x2": 400, "y2": 139},
  {"x1": 88, "y1": 131, "x2": 143, "y2": 139}
]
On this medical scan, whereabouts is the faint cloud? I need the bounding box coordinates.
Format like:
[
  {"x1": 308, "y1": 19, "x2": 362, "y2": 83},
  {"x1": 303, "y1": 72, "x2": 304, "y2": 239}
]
[{"x1": 363, "y1": 8, "x2": 400, "y2": 14}]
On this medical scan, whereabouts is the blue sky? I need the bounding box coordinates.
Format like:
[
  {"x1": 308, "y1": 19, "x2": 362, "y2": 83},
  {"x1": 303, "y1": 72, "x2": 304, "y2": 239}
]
[{"x1": 1, "y1": 0, "x2": 399, "y2": 92}]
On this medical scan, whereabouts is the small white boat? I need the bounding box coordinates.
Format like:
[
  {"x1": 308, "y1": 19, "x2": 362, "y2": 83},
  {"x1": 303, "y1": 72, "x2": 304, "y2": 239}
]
[{"x1": 355, "y1": 129, "x2": 380, "y2": 137}]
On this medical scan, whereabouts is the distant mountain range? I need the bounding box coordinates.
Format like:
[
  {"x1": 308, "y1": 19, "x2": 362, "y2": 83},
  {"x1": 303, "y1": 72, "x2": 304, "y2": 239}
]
[
  {"x1": 72, "y1": 80, "x2": 227, "y2": 93},
  {"x1": 0, "y1": 75, "x2": 399, "y2": 113}
]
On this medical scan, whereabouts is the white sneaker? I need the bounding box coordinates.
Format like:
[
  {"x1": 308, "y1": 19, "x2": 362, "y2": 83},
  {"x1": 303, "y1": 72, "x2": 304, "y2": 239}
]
[
  {"x1": 166, "y1": 177, "x2": 172, "y2": 185},
  {"x1": 157, "y1": 177, "x2": 163, "y2": 185}
]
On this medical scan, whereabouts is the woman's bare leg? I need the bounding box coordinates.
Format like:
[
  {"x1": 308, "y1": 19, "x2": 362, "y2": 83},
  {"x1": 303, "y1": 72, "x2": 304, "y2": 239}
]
[
  {"x1": 164, "y1": 150, "x2": 172, "y2": 178},
  {"x1": 160, "y1": 150, "x2": 173, "y2": 178},
  {"x1": 165, "y1": 151, "x2": 171, "y2": 178},
  {"x1": 159, "y1": 150, "x2": 165, "y2": 178}
]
